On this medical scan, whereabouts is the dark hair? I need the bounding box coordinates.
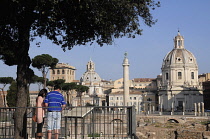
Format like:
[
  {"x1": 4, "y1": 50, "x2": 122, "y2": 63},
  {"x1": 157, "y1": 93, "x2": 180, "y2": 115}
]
[
  {"x1": 54, "y1": 85, "x2": 61, "y2": 90},
  {"x1": 38, "y1": 89, "x2": 47, "y2": 97}
]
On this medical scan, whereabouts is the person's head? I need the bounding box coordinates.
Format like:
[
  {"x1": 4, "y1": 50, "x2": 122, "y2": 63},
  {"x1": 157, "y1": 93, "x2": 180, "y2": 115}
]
[
  {"x1": 54, "y1": 85, "x2": 61, "y2": 91},
  {"x1": 38, "y1": 89, "x2": 47, "y2": 97}
]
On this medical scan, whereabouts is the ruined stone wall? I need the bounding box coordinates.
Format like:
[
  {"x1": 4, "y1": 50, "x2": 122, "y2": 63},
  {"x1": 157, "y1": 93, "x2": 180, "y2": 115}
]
[{"x1": 136, "y1": 115, "x2": 210, "y2": 139}]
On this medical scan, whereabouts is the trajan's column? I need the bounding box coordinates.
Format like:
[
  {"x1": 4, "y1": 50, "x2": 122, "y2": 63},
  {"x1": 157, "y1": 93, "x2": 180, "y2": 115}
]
[{"x1": 122, "y1": 52, "x2": 130, "y2": 106}]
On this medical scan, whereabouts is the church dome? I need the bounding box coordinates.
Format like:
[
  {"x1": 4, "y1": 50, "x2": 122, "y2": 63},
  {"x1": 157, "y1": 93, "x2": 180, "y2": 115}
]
[
  {"x1": 161, "y1": 31, "x2": 199, "y2": 88},
  {"x1": 162, "y1": 32, "x2": 198, "y2": 69},
  {"x1": 80, "y1": 59, "x2": 102, "y2": 82}
]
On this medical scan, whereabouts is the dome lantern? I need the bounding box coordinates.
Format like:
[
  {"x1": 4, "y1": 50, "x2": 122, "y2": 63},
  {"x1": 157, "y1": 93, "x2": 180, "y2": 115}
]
[{"x1": 174, "y1": 30, "x2": 184, "y2": 49}]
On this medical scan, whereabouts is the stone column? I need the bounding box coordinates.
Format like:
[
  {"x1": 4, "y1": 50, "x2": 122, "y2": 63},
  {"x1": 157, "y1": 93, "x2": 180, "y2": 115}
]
[
  {"x1": 183, "y1": 101, "x2": 185, "y2": 115},
  {"x1": 198, "y1": 102, "x2": 201, "y2": 116},
  {"x1": 194, "y1": 103, "x2": 197, "y2": 116},
  {"x1": 160, "y1": 102, "x2": 163, "y2": 115},
  {"x1": 149, "y1": 103, "x2": 152, "y2": 114},
  {"x1": 122, "y1": 52, "x2": 130, "y2": 106},
  {"x1": 158, "y1": 95, "x2": 161, "y2": 111},
  {"x1": 201, "y1": 102, "x2": 205, "y2": 116},
  {"x1": 153, "y1": 106, "x2": 155, "y2": 113},
  {"x1": 171, "y1": 101, "x2": 174, "y2": 115}
]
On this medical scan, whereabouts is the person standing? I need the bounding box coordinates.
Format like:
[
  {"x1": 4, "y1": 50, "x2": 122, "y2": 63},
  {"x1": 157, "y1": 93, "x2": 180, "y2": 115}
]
[
  {"x1": 36, "y1": 89, "x2": 47, "y2": 139},
  {"x1": 44, "y1": 85, "x2": 66, "y2": 139}
]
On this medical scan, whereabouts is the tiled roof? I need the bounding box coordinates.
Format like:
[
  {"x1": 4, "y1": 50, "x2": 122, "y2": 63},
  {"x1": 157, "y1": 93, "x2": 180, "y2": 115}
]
[
  {"x1": 133, "y1": 78, "x2": 155, "y2": 82},
  {"x1": 110, "y1": 90, "x2": 144, "y2": 95}
]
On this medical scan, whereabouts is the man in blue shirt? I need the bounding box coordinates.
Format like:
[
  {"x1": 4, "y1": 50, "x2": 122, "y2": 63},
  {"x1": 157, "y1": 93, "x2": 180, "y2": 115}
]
[{"x1": 44, "y1": 85, "x2": 66, "y2": 139}]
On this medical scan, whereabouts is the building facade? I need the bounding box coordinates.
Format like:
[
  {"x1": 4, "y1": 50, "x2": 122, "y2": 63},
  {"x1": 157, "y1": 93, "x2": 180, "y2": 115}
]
[
  {"x1": 199, "y1": 73, "x2": 210, "y2": 110},
  {"x1": 80, "y1": 59, "x2": 104, "y2": 97},
  {"x1": 158, "y1": 32, "x2": 203, "y2": 111},
  {"x1": 49, "y1": 63, "x2": 76, "y2": 83}
]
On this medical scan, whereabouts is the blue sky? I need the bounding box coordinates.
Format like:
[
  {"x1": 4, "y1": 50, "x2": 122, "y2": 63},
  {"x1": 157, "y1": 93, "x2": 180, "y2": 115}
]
[{"x1": 1, "y1": 0, "x2": 210, "y2": 90}]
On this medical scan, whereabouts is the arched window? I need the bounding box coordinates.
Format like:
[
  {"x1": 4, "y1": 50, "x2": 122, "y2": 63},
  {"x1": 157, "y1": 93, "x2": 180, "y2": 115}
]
[
  {"x1": 147, "y1": 98, "x2": 152, "y2": 101},
  {"x1": 52, "y1": 70, "x2": 55, "y2": 74},
  {"x1": 178, "y1": 72, "x2": 182, "y2": 79},
  {"x1": 57, "y1": 70, "x2": 60, "y2": 74},
  {"x1": 191, "y1": 72, "x2": 194, "y2": 79},
  {"x1": 166, "y1": 73, "x2": 169, "y2": 80},
  {"x1": 178, "y1": 40, "x2": 182, "y2": 47},
  {"x1": 62, "y1": 69, "x2": 65, "y2": 74}
]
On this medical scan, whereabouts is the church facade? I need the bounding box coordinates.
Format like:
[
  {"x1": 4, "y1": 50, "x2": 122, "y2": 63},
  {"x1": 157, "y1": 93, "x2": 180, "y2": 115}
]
[
  {"x1": 80, "y1": 59, "x2": 104, "y2": 97},
  {"x1": 157, "y1": 32, "x2": 203, "y2": 111}
]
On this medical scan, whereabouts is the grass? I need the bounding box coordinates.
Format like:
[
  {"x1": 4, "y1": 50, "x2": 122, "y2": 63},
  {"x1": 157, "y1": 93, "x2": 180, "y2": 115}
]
[
  {"x1": 200, "y1": 120, "x2": 210, "y2": 125},
  {"x1": 88, "y1": 133, "x2": 100, "y2": 137}
]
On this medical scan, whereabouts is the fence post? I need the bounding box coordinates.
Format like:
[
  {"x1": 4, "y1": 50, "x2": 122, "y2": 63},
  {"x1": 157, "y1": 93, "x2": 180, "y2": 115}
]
[
  {"x1": 127, "y1": 106, "x2": 136, "y2": 138},
  {"x1": 32, "y1": 107, "x2": 36, "y2": 138}
]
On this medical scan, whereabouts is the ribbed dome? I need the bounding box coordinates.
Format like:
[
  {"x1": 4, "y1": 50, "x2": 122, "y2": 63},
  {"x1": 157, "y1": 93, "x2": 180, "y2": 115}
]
[
  {"x1": 81, "y1": 72, "x2": 101, "y2": 82},
  {"x1": 162, "y1": 48, "x2": 198, "y2": 68},
  {"x1": 162, "y1": 32, "x2": 198, "y2": 69},
  {"x1": 80, "y1": 59, "x2": 102, "y2": 82}
]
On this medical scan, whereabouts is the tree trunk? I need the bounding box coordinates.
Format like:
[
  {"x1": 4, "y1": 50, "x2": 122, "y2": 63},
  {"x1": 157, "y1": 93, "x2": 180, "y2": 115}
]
[
  {"x1": 14, "y1": 23, "x2": 31, "y2": 139},
  {"x1": 1, "y1": 88, "x2": 7, "y2": 107},
  {"x1": 67, "y1": 91, "x2": 69, "y2": 106},
  {"x1": 80, "y1": 92, "x2": 82, "y2": 106},
  {"x1": 0, "y1": 89, "x2": 4, "y2": 107},
  {"x1": 43, "y1": 72, "x2": 47, "y2": 89}
]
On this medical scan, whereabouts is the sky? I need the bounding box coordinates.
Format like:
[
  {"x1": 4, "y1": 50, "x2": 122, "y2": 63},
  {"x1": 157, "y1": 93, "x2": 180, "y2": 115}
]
[{"x1": 1, "y1": 0, "x2": 210, "y2": 91}]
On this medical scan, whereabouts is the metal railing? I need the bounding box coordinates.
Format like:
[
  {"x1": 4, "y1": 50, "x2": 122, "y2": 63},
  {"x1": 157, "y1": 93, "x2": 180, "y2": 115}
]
[{"x1": 0, "y1": 106, "x2": 137, "y2": 139}]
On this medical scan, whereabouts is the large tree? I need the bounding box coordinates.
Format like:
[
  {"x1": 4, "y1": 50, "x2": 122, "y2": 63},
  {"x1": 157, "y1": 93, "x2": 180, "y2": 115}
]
[
  {"x1": 53, "y1": 79, "x2": 66, "y2": 86},
  {"x1": 33, "y1": 75, "x2": 45, "y2": 91},
  {"x1": 6, "y1": 81, "x2": 17, "y2": 107},
  {"x1": 0, "y1": 77, "x2": 14, "y2": 107},
  {"x1": 62, "y1": 82, "x2": 77, "y2": 106},
  {"x1": 46, "y1": 80, "x2": 55, "y2": 91},
  {"x1": 0, "y1": 0, "x2": 160, "y2": 138},
  {"x1": 32, "y1": 54, "x2": 58, "y2": 89},
  {"x1": 76, "y1": 85, "x2": 89, "y2": 106}
]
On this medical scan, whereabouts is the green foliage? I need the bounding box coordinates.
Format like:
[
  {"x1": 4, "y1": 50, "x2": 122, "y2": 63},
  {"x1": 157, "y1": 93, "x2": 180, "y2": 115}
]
[
  {"x1": 32, "y1": 75, "x2": 44, "y2": 90},
  {"x1": 32, "y1": 54, "x2": 58, "y2": 70},
  {"x1": 200, "y1": 120, "x2": 210, "y2": 125},
  {"x1": 62, "y1": 82, "x2": 77, "y2": 91},
  {"x1": 75, "y1": 84, "x2": 89, "y2": 106},
  {"x1": 47, "y1": 81, "x2": 55, "y2": 87},
  {"x1": 35, "y1": 76, "x2": 45, "y2": 84},
  {"x1": 27, "y1": 68, "x2": 35, "y2": 85},
  {"x1": 53, "y1": 79, "x2": 65, "y2": 87},
  {"x1": 6, "y1": 81, "x2": 17, "y2": 107},
  {"x1": 6, "y1": 81, "x2": 30, "y2": 107},
  {"x1": 85, "y1": 102, "x2": 94, "y2": 106},
  {"x1": 0, "y1": 77, "x2": 14, "y2": 87},
  {"x1": 0, "y1": 113, "x2": 9, "y2": 122},
  {"x1": 0, "y1": 77, "x2": 14, "y2": 107},
  {"x1": 0, "y1": 1, "x2": 159, "y2": 137},
  {"x1": 76, "y1": 85, "x2": 89, "y2": 94},
  {"x1": 0, "y1": 0, "x2": 160, "y2": 64},
  {"x1": 88, "y1": 133, "x2": 100, "y2": 137},
  {"x1": 32, "y1": 54, "x2": 58, "y2": 88}
]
